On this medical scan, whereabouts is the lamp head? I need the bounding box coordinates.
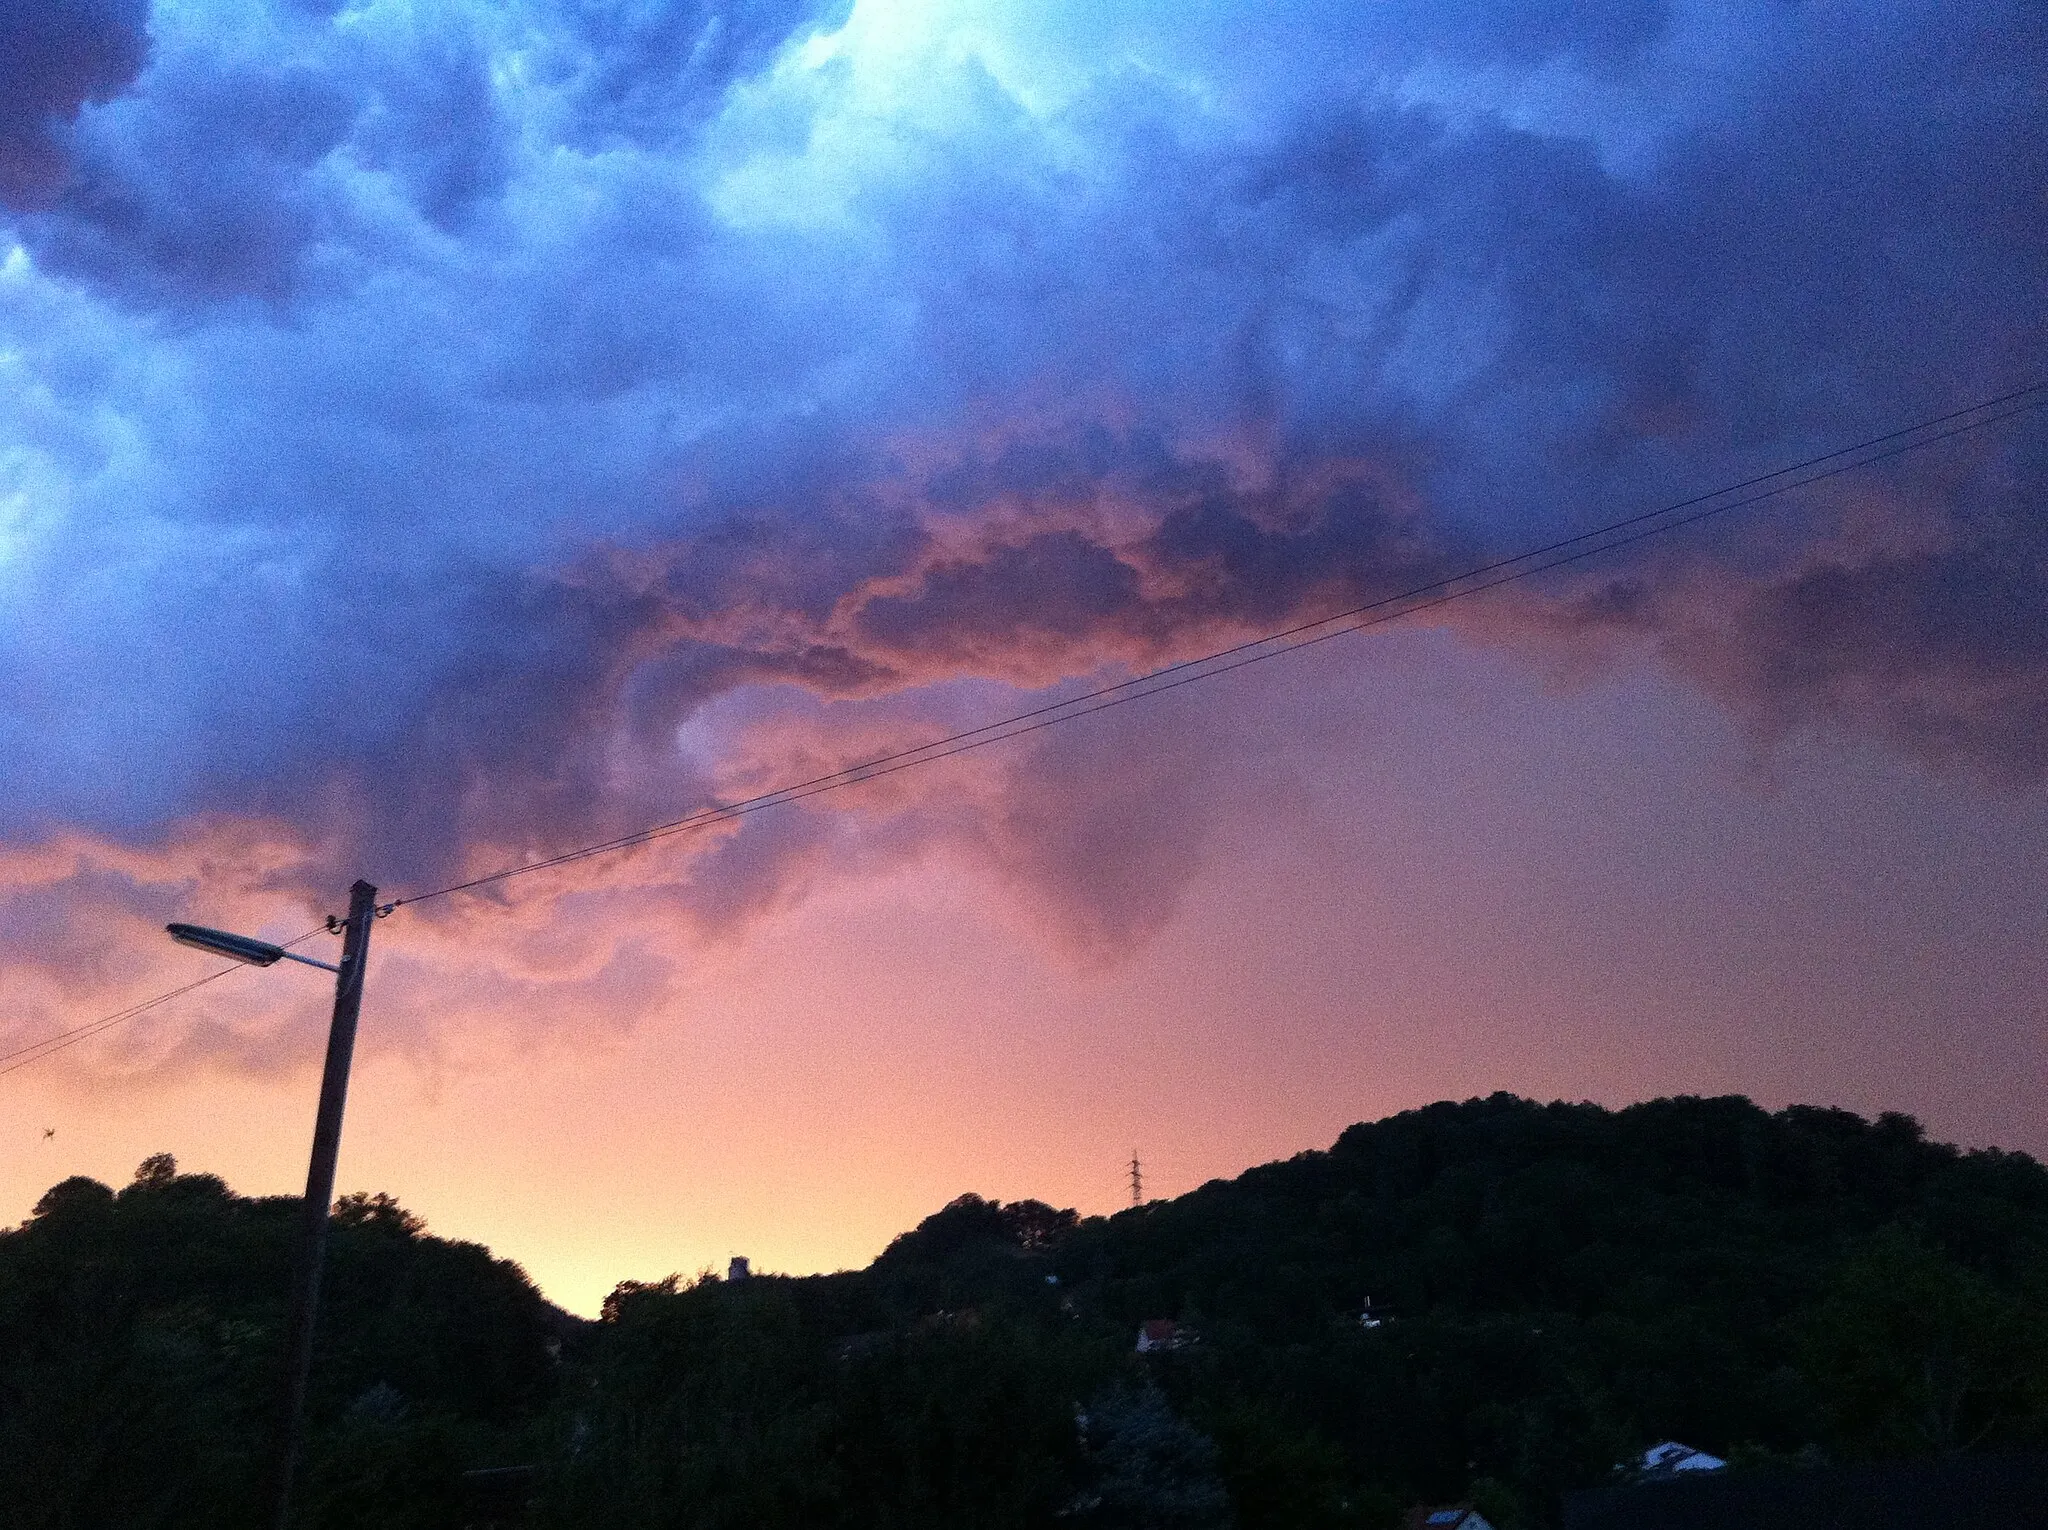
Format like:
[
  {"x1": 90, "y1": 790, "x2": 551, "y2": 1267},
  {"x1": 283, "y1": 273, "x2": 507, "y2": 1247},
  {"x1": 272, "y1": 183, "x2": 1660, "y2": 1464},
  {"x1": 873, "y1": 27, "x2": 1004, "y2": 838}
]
[{"x1": 166, "y1": 923, "x2": 287, "y2": 967}]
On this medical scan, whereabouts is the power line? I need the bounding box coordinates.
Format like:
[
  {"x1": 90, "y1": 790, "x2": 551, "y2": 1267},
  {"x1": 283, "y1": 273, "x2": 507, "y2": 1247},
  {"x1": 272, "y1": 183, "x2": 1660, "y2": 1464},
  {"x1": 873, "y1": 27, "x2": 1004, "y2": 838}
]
[
  {"x1": 0, "y1": 970, "x2": 240, "y2": 1076},
  {"x1": 5, "y1": 380, "x2": 2043, "y2": 1079},
  {"x1": 0, "y1": 928, "x2": 327, "y2": 1077},
  {"x1": 390, "y1": 380, "x2": 2047, "y2": 911}
]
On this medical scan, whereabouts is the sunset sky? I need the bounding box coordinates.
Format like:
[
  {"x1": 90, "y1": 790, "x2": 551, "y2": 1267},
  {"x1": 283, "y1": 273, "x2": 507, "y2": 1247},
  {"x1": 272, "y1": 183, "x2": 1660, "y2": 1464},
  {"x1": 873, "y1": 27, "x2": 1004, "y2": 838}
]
[{"x1": 3, "y1": 0, "x2": 2045, "y2": 1316}]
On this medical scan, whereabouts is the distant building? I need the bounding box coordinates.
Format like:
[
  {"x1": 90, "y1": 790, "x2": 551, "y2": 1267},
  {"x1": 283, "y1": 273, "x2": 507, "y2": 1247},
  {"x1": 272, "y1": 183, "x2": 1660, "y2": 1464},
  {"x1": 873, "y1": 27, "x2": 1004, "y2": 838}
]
[
  {"x1": 1135, "y1": 1319, "x2": 1183, "y2": 1353},
  {"x1": 1403, "y1": 1507, "x2": 1496, "y2": 1530},
  {"x1": 1641, "y1": 1443, "x2": 1726, "y2": 1474},
  {"x1": 727, "y1": 1256, "x2": 751, "y2": 1281}
]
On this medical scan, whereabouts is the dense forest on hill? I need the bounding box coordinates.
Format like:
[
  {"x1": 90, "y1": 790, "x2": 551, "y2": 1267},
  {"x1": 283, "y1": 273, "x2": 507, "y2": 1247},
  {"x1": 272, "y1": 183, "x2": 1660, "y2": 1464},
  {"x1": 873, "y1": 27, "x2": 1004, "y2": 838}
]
[{"x1": 5, "y1": 1095, "x2": 2047, "y2": 1528}]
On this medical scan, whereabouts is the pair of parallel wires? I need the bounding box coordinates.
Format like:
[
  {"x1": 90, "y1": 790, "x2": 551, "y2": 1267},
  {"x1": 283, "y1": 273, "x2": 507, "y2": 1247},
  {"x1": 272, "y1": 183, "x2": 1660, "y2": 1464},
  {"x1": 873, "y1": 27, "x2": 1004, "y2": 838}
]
[{"x1": 5, "y1": 380, "x2": 2045, "y2": 1078}]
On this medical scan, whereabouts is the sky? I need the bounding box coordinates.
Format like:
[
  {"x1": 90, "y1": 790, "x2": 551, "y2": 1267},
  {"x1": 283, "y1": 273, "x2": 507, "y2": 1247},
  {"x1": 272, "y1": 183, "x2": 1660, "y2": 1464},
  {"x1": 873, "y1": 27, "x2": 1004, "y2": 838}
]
[{"x1": 1, "y1": 0, "x2": 2045, "y2": 1315}]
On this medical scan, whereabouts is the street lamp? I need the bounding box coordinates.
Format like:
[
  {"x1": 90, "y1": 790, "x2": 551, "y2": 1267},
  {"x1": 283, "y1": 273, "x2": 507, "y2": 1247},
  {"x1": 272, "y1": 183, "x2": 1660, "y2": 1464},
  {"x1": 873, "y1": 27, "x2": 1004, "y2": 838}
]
[
  {"x1": 167, "y1": 879, "x2": 380, "y2": 1530},
  {"x1": 168, "y1": 924, "x2": 341, "y2": 973}
]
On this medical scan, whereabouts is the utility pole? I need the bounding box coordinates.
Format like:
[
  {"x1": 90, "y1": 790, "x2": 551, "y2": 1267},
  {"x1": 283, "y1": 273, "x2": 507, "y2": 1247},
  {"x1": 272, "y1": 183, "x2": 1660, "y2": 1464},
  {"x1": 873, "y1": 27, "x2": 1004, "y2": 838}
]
[
  {"x1": 1130, "y1": 1152, "x2": 1143, "y2": 1207},
  {"x1": 271, "y1": 878, "x2": 378, "y2": 1530}
]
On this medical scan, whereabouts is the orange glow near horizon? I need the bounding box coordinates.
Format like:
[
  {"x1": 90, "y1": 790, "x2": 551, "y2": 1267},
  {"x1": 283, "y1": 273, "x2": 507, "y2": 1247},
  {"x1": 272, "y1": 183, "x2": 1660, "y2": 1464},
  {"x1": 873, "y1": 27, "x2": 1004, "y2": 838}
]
[{"x1": 6, "y1": 634, "x2": 2047, "y2": 1316}]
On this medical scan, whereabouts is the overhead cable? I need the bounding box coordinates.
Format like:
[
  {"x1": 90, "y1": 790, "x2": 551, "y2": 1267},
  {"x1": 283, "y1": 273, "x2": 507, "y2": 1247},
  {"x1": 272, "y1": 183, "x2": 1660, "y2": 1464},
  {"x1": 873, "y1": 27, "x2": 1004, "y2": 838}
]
[
  {"x1": 6, "y1": 380, "x2": 2043, "y2": 1078},
  {"x1": 0, "y1": 928, "x2": 327, "y2": 1078},
  {"x1": 390, "y1": 381, "x2": 2048, "y2": 911}
]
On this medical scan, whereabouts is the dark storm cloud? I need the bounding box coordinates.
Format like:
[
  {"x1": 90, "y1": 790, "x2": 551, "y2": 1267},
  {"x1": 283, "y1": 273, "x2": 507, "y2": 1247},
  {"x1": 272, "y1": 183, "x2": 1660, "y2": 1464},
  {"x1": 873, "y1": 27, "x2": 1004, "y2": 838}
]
[
  {"x1": 13, "y1": 0, "x2": 858, "y2": 303},
  {"x1": 351, "y1": 12, "x2": 512, "y2": 227},
  {"x1": 1552, "y1": 441, "x2": 2048, "y2": 783},
  {"x1": 17, "y1": 1, "x2": 522, "y2": 303},
  {"x1": 0, "y1": 0, "x2": 151, "y2": 204},
  {"x1": 1689, "y1": 544, "x2": 2048, "y2": 781},
  {"x1": 1, "y1": 0, "x2": 2044, "y2": 932},
  {"x1": 550, "y1": 0, "x2": 857, "y2": 147},
  {"x1": 33, "y1": 53, "x2": 360, "y2": 302},
  {"x1": 841, "y1": 457, "x2": 1457, "y2": 674}
]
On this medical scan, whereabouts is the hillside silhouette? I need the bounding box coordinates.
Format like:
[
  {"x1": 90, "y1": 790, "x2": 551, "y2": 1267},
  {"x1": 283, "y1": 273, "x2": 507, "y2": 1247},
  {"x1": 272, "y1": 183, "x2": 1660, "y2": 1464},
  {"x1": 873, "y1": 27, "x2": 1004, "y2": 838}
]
[{"x1": 5, "y1": 1095, "x2": 2046, "y2": 1527}]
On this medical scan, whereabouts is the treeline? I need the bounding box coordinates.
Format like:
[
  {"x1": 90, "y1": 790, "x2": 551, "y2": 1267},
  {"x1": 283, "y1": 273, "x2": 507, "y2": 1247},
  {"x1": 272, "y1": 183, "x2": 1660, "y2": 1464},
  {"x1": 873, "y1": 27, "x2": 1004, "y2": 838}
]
[
  {"x1": 0, "y1": 1154, "x2": 561, "y2": 1527},
  {"x1": 4, "y1": 1095, "x2": 2046, "y2": 1527}
]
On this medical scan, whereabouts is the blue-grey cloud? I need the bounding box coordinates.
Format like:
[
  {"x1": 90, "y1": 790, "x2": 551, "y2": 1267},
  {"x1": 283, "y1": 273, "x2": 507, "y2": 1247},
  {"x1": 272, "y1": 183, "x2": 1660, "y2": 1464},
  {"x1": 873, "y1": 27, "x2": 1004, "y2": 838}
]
[
  {"x1": 0, "y1": 0, "x2": 151, "y2": 204},
  {"x1": 0, "y1": 0, "x2": 2043, "y2": 922},
  {"x1": 551, "y1": 0, "x2": 856, "y2": 147}
]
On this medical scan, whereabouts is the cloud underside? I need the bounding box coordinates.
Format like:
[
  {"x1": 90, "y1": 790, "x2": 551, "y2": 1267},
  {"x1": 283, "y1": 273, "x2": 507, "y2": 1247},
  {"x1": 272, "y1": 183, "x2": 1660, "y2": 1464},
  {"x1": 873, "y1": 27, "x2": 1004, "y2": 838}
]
[{"x1": 1, "y1": 0, "x2": 2044, "y2": 1046}]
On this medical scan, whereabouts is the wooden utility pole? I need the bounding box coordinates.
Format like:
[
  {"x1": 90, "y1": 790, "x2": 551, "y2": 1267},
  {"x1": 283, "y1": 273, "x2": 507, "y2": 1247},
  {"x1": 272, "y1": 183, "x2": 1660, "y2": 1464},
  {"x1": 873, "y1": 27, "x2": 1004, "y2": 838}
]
[{"x1": 271, "y1": 878, "x2": 378, "y2": 1530}]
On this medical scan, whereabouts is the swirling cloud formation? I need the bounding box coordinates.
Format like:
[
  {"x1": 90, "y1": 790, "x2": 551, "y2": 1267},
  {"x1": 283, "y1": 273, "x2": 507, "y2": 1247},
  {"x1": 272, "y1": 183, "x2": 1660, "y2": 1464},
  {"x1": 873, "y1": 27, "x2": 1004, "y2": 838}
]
[{"x1": 1, "y1": 0, "x2": 2043, "y2": 1022}]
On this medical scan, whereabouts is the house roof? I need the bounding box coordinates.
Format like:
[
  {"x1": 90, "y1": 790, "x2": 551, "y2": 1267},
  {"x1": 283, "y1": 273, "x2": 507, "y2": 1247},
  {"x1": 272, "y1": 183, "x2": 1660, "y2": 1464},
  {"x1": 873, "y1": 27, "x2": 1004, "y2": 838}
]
[{"x1": 1643, "y1": 1442, "x2": 1727, "y2": 1473}]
